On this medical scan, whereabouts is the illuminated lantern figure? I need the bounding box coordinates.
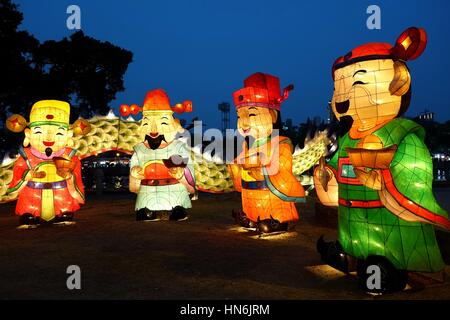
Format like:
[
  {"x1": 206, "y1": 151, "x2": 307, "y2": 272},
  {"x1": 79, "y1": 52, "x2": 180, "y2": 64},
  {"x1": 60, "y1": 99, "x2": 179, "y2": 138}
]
[
  {"x1": 128, "y1": 89, "x2": 195, "y2": 221},
  {"x1": 6, "y1": 100, "x2": 88, "y2": 227},
  {"x1": 314, "y1": 27, "x2": 450, "y2": 293},
  {"x1": 228, "y1": 73, "x2": 305, "y2": 234}
]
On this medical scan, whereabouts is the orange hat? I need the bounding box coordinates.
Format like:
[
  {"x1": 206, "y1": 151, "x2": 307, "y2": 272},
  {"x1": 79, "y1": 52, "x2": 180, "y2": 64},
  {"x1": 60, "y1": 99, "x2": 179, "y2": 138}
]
[
  {"x1": 119, "y1": 89, "x2": 192, "y2": 117},
  {"x1": 143, "y1": 89, "x2": 172, "y2": 112}
]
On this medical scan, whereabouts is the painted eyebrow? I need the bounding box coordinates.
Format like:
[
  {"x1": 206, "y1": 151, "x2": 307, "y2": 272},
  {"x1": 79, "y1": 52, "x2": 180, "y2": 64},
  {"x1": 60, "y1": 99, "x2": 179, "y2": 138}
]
[
  {"x1": 248, "y1": 107, "x2": 258, "y2": 110},
  {"x1": 353, "y1": 70, "x2": 367, "y2": 77},
  {"x1": 161, "y1": 116, "x2": 169, "y2": 120},
  {"x1": 33, "y1": 127, "x2": 41, "y2": 130},
  {"x1": 58, "y1": 126, "x2": 65, "y2": 130}
]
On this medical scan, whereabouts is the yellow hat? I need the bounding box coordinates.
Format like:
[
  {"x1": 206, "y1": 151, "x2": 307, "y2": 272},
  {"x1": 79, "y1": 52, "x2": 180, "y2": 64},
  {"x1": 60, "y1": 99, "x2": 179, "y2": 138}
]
[{"x1": 29, "y1": 100, "x2": 70, "y2": 128}]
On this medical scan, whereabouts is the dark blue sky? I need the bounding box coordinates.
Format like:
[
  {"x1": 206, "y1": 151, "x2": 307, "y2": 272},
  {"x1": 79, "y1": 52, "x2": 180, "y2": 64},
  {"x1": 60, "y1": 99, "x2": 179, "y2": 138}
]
[{"x1": 15, "y1": 0, "x2": 450, "y2": 128}]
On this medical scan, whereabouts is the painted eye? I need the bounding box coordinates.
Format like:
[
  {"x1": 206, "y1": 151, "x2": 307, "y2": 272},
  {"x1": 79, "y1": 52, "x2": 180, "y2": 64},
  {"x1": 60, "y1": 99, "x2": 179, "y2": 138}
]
[
  {"x1": 142, "y1": 123, "x2": 148, "y2": 126},
  {"x1": 249, "y1": 114, "x2": 256, "y2": 117},
  {"x1": 56, "y1": 132, "x2": 64, "y2": 136},
  {"x1": 33, "y1": 131, "x2": 42, "y2": 134},
  {"x1": 161, "y1": 122, "x2": 168, "y2": 125},
  {"x1": 352, "y1": 81, "x2": 367, "y2": 86}
]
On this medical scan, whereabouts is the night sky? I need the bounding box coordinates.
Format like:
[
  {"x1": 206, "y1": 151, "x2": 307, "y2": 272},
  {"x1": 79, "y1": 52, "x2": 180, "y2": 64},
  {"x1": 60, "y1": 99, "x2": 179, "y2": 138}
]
[{"x1": 15, "y1": 0, "x2": 450, "y2": 129}]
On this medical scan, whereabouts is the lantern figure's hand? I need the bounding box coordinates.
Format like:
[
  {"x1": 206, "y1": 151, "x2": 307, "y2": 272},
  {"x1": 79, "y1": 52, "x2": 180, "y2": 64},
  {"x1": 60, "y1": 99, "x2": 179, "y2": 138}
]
[
  {"x1": 315, "y1": 157, "x2": 332, "y2": 192},
  {"x1": 353, "y1": 167, "x2": 382, "y2": 190},
  {"x1": 57, "y1": 168, "x2": 73, "y2": 179},
  {"x1": 168, "y1": 167, "x2": 184, "y2": 180},
  {"x1": 247, "y1": 167, "x2": 264, "y2": 181},
  {"x1": 130, "y1": 166, "x2": 145, "y2": 180},
  {"x1": 31, "y1": 171, "x2": 46, "y2": 179},
  {"x1": 242, "y1": 152, "x2": 265, "y2": 170}
]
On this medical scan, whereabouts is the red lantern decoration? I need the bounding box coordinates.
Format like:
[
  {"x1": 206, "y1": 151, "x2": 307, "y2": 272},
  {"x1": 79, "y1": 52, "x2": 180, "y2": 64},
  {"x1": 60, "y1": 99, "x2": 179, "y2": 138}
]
[
  {"x1": 171, "y1": 100, "x2": 193, "y2": 114},
  {"x1": 130, "y1": 104, "x2": 141, "y2": 115},
  {"x1": 119, "y1": 104, "x2": 131, "y2": 117},
  {"x1": 172, "y1": 103, "x2": 184, "y2": 114},
  {"x1": 182, "y1": 100, "x2": 193, "y2": 113}
]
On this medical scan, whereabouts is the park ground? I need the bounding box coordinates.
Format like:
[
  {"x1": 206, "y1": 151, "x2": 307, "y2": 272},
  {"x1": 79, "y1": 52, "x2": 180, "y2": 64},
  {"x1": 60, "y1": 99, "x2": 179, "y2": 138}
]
[{"x1": 1, "y1": 189, "x2": 450, "y2": 300}]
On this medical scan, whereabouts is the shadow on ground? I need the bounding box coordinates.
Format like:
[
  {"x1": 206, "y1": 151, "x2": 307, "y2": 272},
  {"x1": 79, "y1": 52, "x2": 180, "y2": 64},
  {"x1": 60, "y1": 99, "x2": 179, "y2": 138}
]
[{"x1": 0, "y1": 190, "x2": 450, "y2": 300}]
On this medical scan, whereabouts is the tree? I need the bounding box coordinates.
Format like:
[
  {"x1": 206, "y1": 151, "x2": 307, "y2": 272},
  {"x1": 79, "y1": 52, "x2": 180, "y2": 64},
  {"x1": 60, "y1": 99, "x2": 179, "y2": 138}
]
[
  {"x1": 1, "y1": 0, "x2": 133, "y2": 151},
  {"x1": 0, "y1": 0, "x2": 40, "y2": 124},
  {"x1": 33, "y1": 31, "x2": 133, "y2": 121}
]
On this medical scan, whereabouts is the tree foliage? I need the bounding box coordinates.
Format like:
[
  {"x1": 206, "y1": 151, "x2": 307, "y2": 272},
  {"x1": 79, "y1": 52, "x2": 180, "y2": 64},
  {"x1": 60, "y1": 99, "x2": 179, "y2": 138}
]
[{"x1": 0, "y1": 0, "x2": 133, "y2": 132}]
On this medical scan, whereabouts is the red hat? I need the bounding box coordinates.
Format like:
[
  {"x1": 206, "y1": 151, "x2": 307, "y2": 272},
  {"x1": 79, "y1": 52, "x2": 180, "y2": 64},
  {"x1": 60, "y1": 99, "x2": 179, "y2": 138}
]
[
  {"x1": 233, "y1": 72, "x2": 294, "y2": 110},
  {"x1": 332, "y1": 27, "x2": 427, "y2": 79}
]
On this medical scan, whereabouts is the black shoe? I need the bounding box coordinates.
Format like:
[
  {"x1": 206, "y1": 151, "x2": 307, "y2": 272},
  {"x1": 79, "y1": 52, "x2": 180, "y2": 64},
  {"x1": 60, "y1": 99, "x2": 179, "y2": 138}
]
[
  {"x1": 55, "y1": 212, "x2": 74, "y2": 222},
  {"x1": 19, "y1": 213, "x2": 39, "y2": 226},
  {"x1": 317, "y1": 235, "x2": 350, "y2": 273},
  {"x1": 136, "y1": 208, "x2": 160, "y2": 221},
  {"x1": 169, "y1": 206, "x2": 188, "y2": 221},
  {"x1": 169, "y1": 206, "x2": 187, "y2": 221},
  {"x1": 257, "y1": 216, "x2": 288, "y2": 234},
  {"x1": 357, "y1": 256, "x2": 408, "y2": 294},
  {"x1": 232, "y1": 209, "x2": 254, "y2": 228}
]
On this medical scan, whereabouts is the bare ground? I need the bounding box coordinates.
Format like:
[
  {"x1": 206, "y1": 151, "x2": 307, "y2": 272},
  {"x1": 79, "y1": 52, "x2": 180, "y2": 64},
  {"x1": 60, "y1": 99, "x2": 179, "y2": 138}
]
[{"x1": 0, "y1": 189, "x2": 450, "y2": 300}]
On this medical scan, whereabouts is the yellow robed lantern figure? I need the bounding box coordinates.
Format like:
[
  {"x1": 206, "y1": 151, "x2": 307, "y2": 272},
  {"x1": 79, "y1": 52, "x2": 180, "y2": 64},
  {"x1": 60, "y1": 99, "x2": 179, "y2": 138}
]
[{"x1": 6, "y1": 100, "x2": 90, "y2": 227}]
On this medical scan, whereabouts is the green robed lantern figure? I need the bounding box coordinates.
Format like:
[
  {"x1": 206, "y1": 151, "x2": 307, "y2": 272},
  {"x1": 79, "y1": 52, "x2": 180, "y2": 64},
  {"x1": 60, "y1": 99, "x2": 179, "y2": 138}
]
[{"x1": 315, "y1": 27, "x2": 450, "y2": 293}]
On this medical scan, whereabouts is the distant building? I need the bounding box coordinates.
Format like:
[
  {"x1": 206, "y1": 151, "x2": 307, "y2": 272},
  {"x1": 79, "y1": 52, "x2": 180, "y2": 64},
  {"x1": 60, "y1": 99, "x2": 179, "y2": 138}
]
[
  {"x1": 313, "y1": 116, "x2": 322, "y2": 127},
  {"x1": 283, "y1": 118, "x2": 293, "y2": 131},
  {"x1": 416, "y1": 110, "x2": 434, "y2": 122},
  {"x1": 327, "y1": 101, "x2": 337, "y2": 124},
  {"x1": 218, "y1": 102, "x2": 231, "y2": 135}
]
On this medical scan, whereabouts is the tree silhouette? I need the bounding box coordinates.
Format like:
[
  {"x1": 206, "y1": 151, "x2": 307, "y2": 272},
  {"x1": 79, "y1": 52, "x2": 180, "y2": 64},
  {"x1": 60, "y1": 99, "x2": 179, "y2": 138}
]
[
  {"x1": 0, "y1": 0, "x2": 40, "y2": 124},
  {"x1": 34, "y1": 31, "x2": 133, "y2": 121},
  {"x1": 1, "y1": 0, "x2": 133, "y2": 150}
]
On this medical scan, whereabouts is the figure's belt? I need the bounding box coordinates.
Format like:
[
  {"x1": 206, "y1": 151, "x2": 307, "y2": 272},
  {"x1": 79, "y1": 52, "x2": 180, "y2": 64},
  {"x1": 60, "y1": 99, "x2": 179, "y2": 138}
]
[
  {"x1": 141, "y1": 178, "x2": 179, "y2": 186},
  {"x1": 27, "y1": 181, "x2": 67, "y2": 189},
  {"x1": 339, "y1": 198, "x2": 384, "y2": 208},
  {"x1": 241, "y1": 180, "x2": 268, "y2": 190}
]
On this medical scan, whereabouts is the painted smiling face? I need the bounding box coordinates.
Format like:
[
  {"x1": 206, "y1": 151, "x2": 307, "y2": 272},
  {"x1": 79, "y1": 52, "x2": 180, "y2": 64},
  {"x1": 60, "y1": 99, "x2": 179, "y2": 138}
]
[
  {"x1": 331, "y1": 59, "x2": 411, "y2": 137},
  {"x1": 237, "y1": 106, "x2": 277, "y2": 139},
  {"x1": 25, "y1": 124, "x2": 73, "y2": 156},
  {"x1": 330, "y1": 27, "x2": 430, "y2": 138},
  {"x1": 21, "y1": 100, "x2": 73, "y2": 157},
  {"x1": 140, "y1": 110, "x2": 183, "y2": 149}
]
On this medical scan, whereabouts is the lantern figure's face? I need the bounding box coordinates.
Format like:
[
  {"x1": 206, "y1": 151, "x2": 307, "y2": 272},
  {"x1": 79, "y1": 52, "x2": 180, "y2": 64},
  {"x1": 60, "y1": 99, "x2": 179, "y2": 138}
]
[
  {"x1": 140, "y1": 111, "x2": 182, "y2": 148},
  {"x1": 332, "y1": 59, "x2": 405, "y2": 134},
  {"x1": 237, "y1": 106, "x2": 275, "y2": 139},
  {"x1": 25, "y1": 124, "x2": 72, "y2": 155}
]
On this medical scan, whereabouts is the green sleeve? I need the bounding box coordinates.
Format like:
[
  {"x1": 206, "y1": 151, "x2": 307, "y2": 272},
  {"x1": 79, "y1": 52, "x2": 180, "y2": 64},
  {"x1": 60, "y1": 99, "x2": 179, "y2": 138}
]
[{"x1": 390, "y1": 132, "x2": 448, "y2": 219}]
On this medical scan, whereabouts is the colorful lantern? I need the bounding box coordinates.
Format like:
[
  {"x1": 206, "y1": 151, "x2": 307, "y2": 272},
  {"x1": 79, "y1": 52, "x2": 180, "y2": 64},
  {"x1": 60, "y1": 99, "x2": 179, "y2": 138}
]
[
  {"x1": 228, "y1": 73, "x2": 305, "y2": 234},
  {"x1": 130, "y1": 104, "x2": 141, "y2": 115},
  {"x1": 6, "y1": 114, "x2": 27, "y2": 133},
  {"x1": 119, "y1": 104, "x2": 131, "y2": 117},
  {"x1": 1, "y1": 100, "x2": 332, "y2": 205},
  {"x1": 5, "y1": 100, "x2": 89, "y2": 227},
  {"x1": 315, "y1": 27, "x2": 450, "y2": 293},
  {"x1": 128, "y1": 89, "x2": 196, "y2": 221}
]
